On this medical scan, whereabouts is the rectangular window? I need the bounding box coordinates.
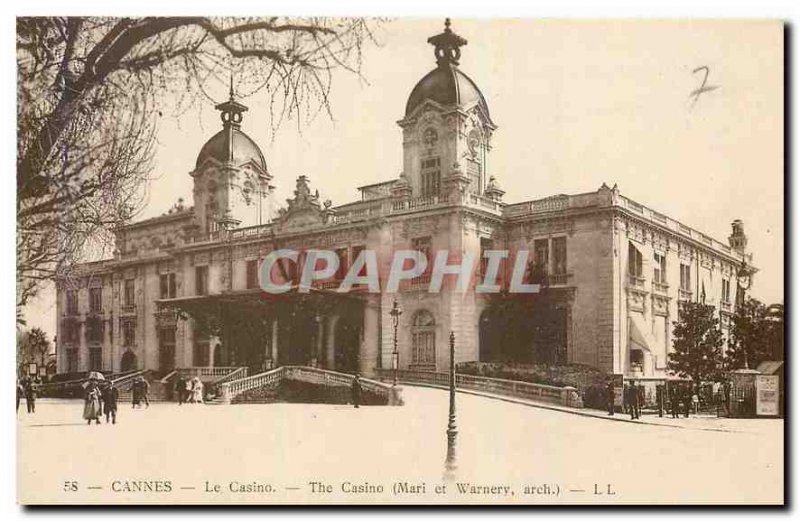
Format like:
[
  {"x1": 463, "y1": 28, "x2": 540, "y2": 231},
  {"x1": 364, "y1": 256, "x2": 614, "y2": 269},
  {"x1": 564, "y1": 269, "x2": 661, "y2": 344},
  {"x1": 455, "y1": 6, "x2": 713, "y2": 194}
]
[
  {"x1": 124, "y1": 279, "x2": 135, "y2": 307},
  {"x1": 335, "y1": 248, "x2": 348, "y2": 280},
  {"x1": 480, "y1": 238, "x2": 494, "y2": 278},
  {"x1": 680, "y1": 264, "x2": 692, "y2": 291},
  {"x1": 552, "y1": 237, "x2": 567, "y2": 275},
  {"x1": 66, "y1": 349, "x2": 78, "y2": 373},
  {"x1": 65, "y1": 320, "x2": 80, "y2": 344},
  {"x1": 66, "y1": 290, "x2": 78, "y2": 316},
  {"x1": 86, "y1": 317, "x2": 103, "y2": 343},
  {"x1": 533, "y1": 239, "x2": 549, "y2": 281},
  {"x1": 653, "y1": 253, "x2": 667, "y2": 284},
  {"x1": 722, "y1": 278, "x2": 731, "y2": 303},
  {"x1": 420, "y1": 157, "x2": 441, "y2": 197},
  {"x1": 122, "y1": 320, "x2": 136, "y2": 348},
  {"x1": 160, "y1": 273, "x2": 177, "y2": 299},
  {"x1": 88, "y1": 348, "x2": 102, "y2": 371},
  {"x1": 412, "y1": 237, "x2": 433, "y2": 277},
  {"x1": 628, "y1": 242, "x2": 643, "y2": 278},
  {"x1": 246, "y1": 259, "x2": 259, "y2": 289},
  {"x1": 195, "y1": 265, "x2": 209, "y2": 296},
  {"x1": 351, "y1": 245, "x2": 367, "y2": 277},
  {"x1": 89, "y1": 287, "x2": 102, "y2": 313}
]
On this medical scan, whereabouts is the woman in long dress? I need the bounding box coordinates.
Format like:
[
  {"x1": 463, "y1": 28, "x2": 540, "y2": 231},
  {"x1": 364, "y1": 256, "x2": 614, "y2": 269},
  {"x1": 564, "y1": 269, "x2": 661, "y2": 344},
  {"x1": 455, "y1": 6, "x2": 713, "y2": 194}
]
[
  {"x1": 192, "y1": 377, "x2": 203, "y2": 404},
  {"x1": 83, "y1": 383, "x2": 102, "y2": 425}
]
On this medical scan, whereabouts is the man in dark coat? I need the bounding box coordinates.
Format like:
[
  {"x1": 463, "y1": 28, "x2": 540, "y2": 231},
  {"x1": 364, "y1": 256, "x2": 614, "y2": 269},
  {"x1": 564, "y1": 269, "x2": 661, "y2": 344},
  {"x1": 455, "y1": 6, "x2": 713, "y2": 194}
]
[
  {"x1": 17, "y1": 380, "x2": 25, "y2": 413},
  {"x1": 636, "y1": 383, "x2": 645, "y2": 418},
  {"x1": 175, "y1": 376, "x2": 187, "y2": 405},
  {"x1": 102, "y1": 382, "x2": 119, "y2": 424},
  {"x1": 682, "y1": 387, "x2": 691, "y2": 418},
  {"x1": 351, "y1": 374, "x2": 363, "y2": 409},
  {"x1": 606, "y1": 379, "x2": 616, "y2": 416},
  {"x1": 626, "y1": 383, "x2": 640, "y2": 420},
  {"x1": 131, "y1": 378, "x2": 141, "y2": 408},
  {"x1": 670, "y1": 387, "x2": 680, "y2": 418},
  {"x1": 24, "y1": 377, "x2": 38, "y2": 413}
]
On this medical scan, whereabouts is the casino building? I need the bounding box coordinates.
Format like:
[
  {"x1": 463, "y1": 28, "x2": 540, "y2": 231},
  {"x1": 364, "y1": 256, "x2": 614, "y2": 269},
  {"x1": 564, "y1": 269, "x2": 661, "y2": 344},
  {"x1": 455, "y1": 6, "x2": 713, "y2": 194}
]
[{"x1": 56, "y1": 20, "x2": 754, "y2": 381}]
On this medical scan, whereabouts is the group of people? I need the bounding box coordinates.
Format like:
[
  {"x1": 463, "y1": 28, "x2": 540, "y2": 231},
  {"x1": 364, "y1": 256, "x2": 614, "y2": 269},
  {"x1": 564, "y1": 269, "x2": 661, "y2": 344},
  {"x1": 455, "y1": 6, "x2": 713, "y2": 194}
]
[
  {"x1": 17, "y1": 376, "x2": 40, "y2": 414},
  {"x1": 605, "y1": 380, "x2": 646, "y2": 419},
  {"x1": 667, "y1": 386, "x2": 700, "y2": 419},
  {"x1": 174, "y1": 376, "x2": 204, "y2": 404},
  {"x1": 82, "y1": 379, "x2": 119, "y2": 425},
  {"x1": 605, "y1": 379, "x2": 703, "y2": 420}
]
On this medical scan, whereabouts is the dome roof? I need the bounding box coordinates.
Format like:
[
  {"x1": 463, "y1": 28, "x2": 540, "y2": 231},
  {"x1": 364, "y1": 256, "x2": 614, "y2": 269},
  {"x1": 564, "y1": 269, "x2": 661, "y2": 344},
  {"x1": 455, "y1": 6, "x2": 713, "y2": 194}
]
[
  {"x1": 405, "y1": 65, "x2": 490, "y2": 119},
  {"x1": 195, "y1": 127, "x2": 267, "y2": 171}
]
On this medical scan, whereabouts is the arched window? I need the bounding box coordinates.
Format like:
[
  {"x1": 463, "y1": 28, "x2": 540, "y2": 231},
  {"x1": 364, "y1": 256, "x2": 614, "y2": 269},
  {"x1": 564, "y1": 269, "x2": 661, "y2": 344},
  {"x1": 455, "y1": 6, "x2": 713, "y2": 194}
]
[{"x1": 411, "y1": 310, "x2": 436, "y2": 369}]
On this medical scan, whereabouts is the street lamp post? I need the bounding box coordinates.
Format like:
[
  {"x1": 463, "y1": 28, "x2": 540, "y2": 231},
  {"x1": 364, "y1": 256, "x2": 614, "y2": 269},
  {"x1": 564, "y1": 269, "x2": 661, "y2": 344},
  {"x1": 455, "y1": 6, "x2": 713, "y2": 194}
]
[
  {"x1": 444, "y1": 331, "x2": 458, "y2": 480},
  {"x1": 389, "y1": 299, "x2": 402, "y2": 386},
  {"x1": 736, "y1": 259, "x2": 753, "y2": 369}
]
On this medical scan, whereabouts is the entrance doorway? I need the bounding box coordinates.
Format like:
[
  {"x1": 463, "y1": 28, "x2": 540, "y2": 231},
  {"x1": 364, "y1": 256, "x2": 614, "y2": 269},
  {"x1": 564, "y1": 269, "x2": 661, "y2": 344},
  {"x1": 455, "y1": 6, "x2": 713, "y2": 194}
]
[
  {"x1": 120, "y1": 350, "x2": 137, "y2": 372},
  {"x1": 334, "y1": 318, "x2": 360, "y2": 373}
]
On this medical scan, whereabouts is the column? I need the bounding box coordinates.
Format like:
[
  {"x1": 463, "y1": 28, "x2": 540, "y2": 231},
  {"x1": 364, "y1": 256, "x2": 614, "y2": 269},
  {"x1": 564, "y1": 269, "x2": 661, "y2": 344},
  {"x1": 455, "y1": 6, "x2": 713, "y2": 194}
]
[
  {"x1": 360, "y1": 298, "x2": 380, "y2": 377},
  {"x1": 271, "y1": 318, "x2": 279, "y2": 365},
  {"x1": 209, "y1": 335, "x2": 220, "y2": 367},
  {"x1": 78, "y1": 318, "x2": 87, "y2": 372},
  {"x1": 314, "y1": 317, "x2": 324, "y2": 367},
  {"x1": 325, "y1": 315, "x2": 340, "y2": 369}
]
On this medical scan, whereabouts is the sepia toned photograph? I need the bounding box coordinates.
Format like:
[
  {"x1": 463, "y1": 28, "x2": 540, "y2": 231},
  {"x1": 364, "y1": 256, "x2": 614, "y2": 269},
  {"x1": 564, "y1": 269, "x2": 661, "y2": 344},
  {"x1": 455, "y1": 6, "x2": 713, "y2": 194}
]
[{"x1": 15, "y1": 14, "x2": 784, "y2": 506}]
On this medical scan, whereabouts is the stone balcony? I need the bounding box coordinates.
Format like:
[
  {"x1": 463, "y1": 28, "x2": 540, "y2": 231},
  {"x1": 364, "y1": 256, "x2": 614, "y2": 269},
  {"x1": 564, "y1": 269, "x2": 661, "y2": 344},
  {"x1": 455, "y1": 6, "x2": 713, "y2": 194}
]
[{"x1": 652, "y1": 281, "x2": 669, "y2": 295}]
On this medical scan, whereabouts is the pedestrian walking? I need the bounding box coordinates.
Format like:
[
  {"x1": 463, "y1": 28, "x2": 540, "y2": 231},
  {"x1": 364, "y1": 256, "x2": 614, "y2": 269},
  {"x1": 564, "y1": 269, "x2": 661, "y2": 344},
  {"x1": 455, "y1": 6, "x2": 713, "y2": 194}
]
[
  {"x1": 140, "y1": 377, "x2": 151, "y2": 408},
  {"x1": 175, "y1": 376, "x2": 187, "y2": 405},
  {"x1": 131, "y1": 378, "x2": 141, "y2": 408},
  {"x1": 24, "y1": 377, "x2": 38, "y2": 413},
  {"x1": 682, "y1": 387, "x2": 691, "y2": 418},
  {"x1": 191, "y1": 377, "x2": 203, "y2": 404},
  {"x1": 670, "y1": 387, "x2": 680, "y2": 418},
  {"x1": 83, "y1": 382, "x2": 102, "y2": 425},
  {"x1": 351, "y1": 374, "x2": 363, "y2": 409},
  {"x1": 16, "y1": 380, "x2": 25, "y2": 414},
  {"x1": 101, "y1": 382, "x2": 119, "y2": 424},
  {"x1": 605, "y1": 379, "x2": 615, "y2": 416},
  {"x1": 636, "y1": 383, "x2": 644, "y2": 418},
  {"x1": 626, "y1": 383, "x2": 640, "y2": 420}
]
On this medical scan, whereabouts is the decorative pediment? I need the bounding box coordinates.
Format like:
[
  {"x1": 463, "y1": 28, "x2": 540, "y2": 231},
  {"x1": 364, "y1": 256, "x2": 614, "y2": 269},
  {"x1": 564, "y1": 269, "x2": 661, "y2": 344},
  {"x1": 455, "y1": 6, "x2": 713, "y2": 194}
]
[{"x1": 274, "y1": 176, "x2": 334, "y2": 231}]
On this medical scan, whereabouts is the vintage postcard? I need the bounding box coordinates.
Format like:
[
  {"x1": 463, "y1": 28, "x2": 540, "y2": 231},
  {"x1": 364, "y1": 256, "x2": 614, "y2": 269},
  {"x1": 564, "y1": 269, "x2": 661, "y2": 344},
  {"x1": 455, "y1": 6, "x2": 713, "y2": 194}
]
[{"x1": 15, "y1": 16, "x2": 784, "y2": 505}]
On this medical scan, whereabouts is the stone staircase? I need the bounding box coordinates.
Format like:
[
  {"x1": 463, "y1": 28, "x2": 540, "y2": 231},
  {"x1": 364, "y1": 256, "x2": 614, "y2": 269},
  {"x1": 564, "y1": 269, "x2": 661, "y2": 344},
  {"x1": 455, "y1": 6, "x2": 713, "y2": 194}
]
[{"x1": 116, "y1": 371, "x2": 169, "y2": 403}]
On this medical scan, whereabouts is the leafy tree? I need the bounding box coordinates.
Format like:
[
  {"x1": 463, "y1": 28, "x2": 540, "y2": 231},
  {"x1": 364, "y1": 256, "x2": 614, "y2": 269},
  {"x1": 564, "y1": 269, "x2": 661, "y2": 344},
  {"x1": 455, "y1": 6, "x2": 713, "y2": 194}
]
[
  {"x1": 668, "y1": 301, "x2": 725, "y2": 383},
  {"x1": 18, "y1": 327, "x2": 52, "y2": 370},
  {"x1": 17, "y1": 17, "x2": 382, "y2": 323},
  {"x1": 727, "y1": 297, "x2": 781, "y2": 370}
]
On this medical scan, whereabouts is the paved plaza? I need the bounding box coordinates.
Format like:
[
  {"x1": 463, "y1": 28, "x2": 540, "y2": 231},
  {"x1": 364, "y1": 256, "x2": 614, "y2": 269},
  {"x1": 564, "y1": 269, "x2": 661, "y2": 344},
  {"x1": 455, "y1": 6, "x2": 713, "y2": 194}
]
[{"x1": 18, "y1": 386, "x2": 783, "y2": 504}]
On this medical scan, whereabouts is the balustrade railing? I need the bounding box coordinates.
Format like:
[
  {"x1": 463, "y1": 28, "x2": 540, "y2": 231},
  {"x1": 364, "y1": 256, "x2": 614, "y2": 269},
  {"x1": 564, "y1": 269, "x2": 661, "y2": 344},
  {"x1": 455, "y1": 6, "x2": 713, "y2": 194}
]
[
  {"x1": 177, "y1": 366, "x2": 241, "y2": 378},
  {"x1": 217, "y1": 366, "x2": 401, "y2": 405},
  {"x1": 211, "y1": 366, "x2": 249, "y2": 386},
  {"x1": 375, "y1": 368, "x2": 583, "y2": 408}
]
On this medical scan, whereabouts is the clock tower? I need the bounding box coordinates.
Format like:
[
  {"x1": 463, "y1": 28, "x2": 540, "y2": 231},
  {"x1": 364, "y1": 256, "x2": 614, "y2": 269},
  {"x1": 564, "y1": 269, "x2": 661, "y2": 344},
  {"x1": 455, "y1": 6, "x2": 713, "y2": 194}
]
[{"x1": 397, "y1": 19, "x2": 497, "y2": 200}]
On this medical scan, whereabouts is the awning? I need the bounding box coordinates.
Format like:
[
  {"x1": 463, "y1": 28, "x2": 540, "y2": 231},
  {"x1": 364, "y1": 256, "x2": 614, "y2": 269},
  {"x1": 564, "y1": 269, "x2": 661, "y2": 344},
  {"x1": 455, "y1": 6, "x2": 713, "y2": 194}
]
[{"x1": 629, "y1": 313, "x2": 657, "y2": 353}]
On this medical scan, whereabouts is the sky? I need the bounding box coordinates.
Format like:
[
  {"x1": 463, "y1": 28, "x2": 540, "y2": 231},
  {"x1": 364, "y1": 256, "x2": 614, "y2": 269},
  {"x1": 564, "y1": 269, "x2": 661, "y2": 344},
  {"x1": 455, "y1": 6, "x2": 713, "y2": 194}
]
[{"x1": 22, "y1": 19, "x2": 784, "y2": 340}]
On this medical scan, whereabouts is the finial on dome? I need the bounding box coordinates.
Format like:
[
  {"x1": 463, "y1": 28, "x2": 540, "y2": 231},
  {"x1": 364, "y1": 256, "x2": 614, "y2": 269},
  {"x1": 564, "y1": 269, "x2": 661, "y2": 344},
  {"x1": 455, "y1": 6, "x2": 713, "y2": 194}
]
[
  {"x1": 428, "y1": 18, "x2": 468, "y2": 67},
  {"x1": 215, "y1": 75, "x2": 248, "y2": 129}
]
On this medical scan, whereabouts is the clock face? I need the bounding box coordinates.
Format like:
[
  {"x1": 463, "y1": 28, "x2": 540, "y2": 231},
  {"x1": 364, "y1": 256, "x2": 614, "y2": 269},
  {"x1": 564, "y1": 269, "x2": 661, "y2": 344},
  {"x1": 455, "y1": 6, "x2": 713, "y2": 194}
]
[
  {"x1": 468, "y1": 129, "x2": 481, "y2": 155},
  {"x1": 423, "y1": 127, "x2": 438, "y2": 147}
]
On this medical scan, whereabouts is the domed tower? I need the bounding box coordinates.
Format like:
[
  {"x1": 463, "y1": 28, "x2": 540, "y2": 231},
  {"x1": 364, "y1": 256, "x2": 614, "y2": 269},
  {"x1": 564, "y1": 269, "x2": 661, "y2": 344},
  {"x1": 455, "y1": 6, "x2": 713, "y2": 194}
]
[
  {"x1": 398, "y1": 19, "x2": 497, "y2": 199},
  {"x1": 191, "y1": 84, "x2": 273, "y2": 233}
]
